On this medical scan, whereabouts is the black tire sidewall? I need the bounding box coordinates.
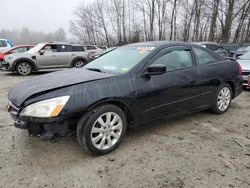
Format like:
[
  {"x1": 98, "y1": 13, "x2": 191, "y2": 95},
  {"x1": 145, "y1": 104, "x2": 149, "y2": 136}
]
[
  {"x1": 77, "y1": 104, "x2": 127, "y2": 155},
  {"x1": 16, "y1": 61, "x2": 32, "y2": 75}
]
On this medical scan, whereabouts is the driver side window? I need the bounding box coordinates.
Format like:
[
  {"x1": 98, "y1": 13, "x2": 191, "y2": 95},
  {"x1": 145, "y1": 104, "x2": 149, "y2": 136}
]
[
  {"x1": 43, "y1": 45, "x2": 58, "y2": 53},
  {"x1": 153, "y1": 49, "x2": 193, "y2": 71}
]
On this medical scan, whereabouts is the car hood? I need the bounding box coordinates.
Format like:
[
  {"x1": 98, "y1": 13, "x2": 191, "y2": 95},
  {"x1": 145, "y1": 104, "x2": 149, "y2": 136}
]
[
  {"x1": 237, "y1": 59, "x2": 250, "y2": 71},
  {"x1": 5, "y1": 52, "x2": 33, "y2": 59},
  {"x1": 8, "y1": 68, "x2": 114, "y2": 106}
]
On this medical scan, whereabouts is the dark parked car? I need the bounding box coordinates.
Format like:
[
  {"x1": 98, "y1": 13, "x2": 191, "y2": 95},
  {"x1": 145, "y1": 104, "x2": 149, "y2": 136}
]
[
  {"x1": 231, "y1": 45, "x2": 250, "y2": 59},
  {"x1": 196, "y1": 42, "x2": 229, "y2": 57},
  {"x1": 7, "y1": 42, "x2": 242, "y2": 155}
]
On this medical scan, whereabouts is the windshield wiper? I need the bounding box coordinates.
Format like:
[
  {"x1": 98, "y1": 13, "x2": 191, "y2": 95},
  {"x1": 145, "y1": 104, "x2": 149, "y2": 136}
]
[{"x1": 86, "y1": 68, "x2": 105, "y2": 73}]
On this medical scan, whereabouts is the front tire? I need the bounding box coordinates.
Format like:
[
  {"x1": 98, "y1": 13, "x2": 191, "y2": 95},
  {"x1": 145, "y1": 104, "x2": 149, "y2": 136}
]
[
  {"x1": 16, "y1": 61, "x2": 32, "y2": 76},
  {"x1": 77, "y1": 104, "x2": 127, "y2": 155},
  {"x1": 209, "y1": 83, "x2": 232, "y2": 114}
]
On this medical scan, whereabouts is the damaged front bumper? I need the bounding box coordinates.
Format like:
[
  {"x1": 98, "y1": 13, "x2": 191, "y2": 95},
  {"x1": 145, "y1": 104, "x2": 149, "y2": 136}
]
[
  {"x1": 0, "y1": 61, "x2": 11, "y2": 71},
  {"x1": 7, "y1": 101, "x2": 77, "y2": 140}
]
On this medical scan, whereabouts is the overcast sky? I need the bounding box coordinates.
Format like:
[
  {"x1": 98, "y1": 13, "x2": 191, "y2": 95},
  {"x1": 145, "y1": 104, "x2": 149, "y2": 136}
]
[{"x1": 1, "y1": 0, "x2": 93, "y2": 37}]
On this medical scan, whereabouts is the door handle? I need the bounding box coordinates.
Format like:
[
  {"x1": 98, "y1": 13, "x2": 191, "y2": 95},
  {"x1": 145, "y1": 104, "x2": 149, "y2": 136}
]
[
  {"x1": 52, "y1": 55, "x2": 56, "y2": 57},
  {"x1": 72, "y1": 53, "x2": 76, "y2": 56}
]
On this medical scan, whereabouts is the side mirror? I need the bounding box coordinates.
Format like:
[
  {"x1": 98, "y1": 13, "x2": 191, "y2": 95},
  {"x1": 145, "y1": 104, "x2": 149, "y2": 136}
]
[
  {"x1": 146, "y1": 64, "x2": 166, "y2": 76},
  {"x1": 39, "y1": 50, "x2": 45, "y2": 55}
]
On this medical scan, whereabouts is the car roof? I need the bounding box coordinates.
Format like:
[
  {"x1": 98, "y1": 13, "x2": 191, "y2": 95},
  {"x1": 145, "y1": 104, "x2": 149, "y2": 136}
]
[
  {"x1": 125, "y1": 41, "x2": 198, "y2": 48},
  {"x1": 13, "y1": 45, "x2": 35, "y2": 48},
  {"x1": 194, "y1": 41, "x2": 220, "y2": 45}
]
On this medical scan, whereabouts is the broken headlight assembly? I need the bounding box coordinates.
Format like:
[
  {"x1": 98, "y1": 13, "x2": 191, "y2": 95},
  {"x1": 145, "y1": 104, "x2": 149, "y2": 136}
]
[{"x1": 20, "y1": 96, "x2": 70, "y2": 118}]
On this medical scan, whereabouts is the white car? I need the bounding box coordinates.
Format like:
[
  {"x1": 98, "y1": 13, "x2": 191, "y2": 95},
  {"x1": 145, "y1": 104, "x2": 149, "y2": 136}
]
[
  {"x1": 82, "y1": 45, "x2": 107, "y2": 57},
  {"x1": 0, "y1": 39, "x2": 13, "y2": 52},
  {"x1": 237, "y1": 51, "x2": 250, "y2": 87}
]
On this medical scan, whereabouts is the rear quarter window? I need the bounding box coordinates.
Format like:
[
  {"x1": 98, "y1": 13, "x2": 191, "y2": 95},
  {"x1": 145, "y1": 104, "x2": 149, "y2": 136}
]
[
  {"x1": 72, "y1": 46, "x2": 85, "y2": 52},
  {"x1": 87, "y1": 46, "x2": 97, "y2": 50},
  {"x1": 193, "y1": 47, "x2": 218, "y2": 65}
]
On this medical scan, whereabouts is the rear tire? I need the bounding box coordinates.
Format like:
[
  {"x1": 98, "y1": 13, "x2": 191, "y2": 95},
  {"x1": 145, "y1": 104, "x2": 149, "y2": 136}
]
[
  {"x1": 16, "y1": 61, "x2": 32, "y2": 76},
  {"x1": 209, "y1": 83, "x2": 232, "y2": 114},
  {"x1": 73, "y1": 59, "x2": 86, "y2": 68},
  {"x1": 77, "y1": 104, "x2": 127, "y2": 155}
]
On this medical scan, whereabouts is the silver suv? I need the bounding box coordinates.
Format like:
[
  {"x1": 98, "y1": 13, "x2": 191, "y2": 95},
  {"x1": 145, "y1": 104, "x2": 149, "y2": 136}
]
[{"x1": 2, "y1": 42, "x2": 90, "y2": 75}]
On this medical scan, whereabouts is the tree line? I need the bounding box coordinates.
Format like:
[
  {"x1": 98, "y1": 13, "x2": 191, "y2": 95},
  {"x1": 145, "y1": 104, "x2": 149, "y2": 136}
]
[
  {"x1": 0, "y1": 28, "x2": 67, "y2": 45},
  {"x1": 70, "y1": 0, "x2": 250, "y2": 46}
]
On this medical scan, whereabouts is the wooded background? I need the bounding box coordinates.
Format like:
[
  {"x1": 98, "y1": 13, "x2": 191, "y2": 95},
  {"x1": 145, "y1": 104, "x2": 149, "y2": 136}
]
[{"x1": 70, "y1": 0, "x2": 250, "y2": 45}]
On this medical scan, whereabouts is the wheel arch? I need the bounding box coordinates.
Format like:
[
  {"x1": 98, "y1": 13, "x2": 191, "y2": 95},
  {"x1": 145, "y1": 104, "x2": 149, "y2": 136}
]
[
  {"x1": 13, "y1": 58, "x2": 37, "y2": 71},
  {"x1": 225, "y1": 80, "x2": 235, "y2": 98},
  {"x1": 87, "y1": 98, "x2": 134, "y2": 129}
]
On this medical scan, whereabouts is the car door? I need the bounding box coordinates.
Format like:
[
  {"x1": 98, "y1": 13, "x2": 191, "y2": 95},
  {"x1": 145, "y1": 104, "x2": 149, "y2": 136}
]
[
  {"x1": 56, "y1": 45, "x2": 73, "y2": 67},
  {"x1": 36, "y1": 44, "x2": 59, "y2": 68},
  {"x1": 192, "y1": 46, "x2": 223, "y2": 106},
  {"x1": 134, "y1": 46, "x2": 200, "y2": 123}
]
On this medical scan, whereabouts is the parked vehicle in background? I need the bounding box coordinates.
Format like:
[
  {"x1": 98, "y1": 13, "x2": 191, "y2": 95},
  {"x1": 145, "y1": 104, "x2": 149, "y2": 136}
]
[
  {"x1": 83, "y1": 45, "x2": 107, "y2": 56},
  {"x1": 236, "y1": 51, "x2": 250, "y2": 88},
  {"x1": 0, "y1": 39, "x2": 13, "y2": 52},
  {"x1": 196, "y1": 42, "x2": 229, "y2": 57},
  {"x1": 0, "y1": 45, "x2": 34, "y2": 65},
  {"x1": 90, "y1": 47, "x2": 117, "y2": 61},
  {"x1": 1, "y1": 42, "x2": 90, "y2": 75},
  {"x1": 231, "y1": 45, "x2": 250, "y2": 59},
  {"x1": 7, "y1": 42, "x2": 242, "y2": 155}
]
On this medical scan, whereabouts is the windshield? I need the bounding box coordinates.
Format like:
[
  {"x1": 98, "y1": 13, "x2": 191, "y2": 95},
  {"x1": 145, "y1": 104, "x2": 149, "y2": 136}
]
[
  {"x1": 85, "y1": 46, "x2": 154, "y2": 75},
  {"x1": 239, "y1": 51, "x2": 250, "y2": 60},
  {"x1": 237, "y1": 46, "x2": 247, "y2": 52},
  {"x1": 27, "y1": 43, "x2": 45, "y2": 54}
]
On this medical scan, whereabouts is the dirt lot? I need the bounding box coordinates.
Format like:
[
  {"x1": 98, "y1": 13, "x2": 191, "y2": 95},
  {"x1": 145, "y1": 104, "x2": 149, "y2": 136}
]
[{"x1": 0, "y1": 71, "x2": 250, "y2": 188}]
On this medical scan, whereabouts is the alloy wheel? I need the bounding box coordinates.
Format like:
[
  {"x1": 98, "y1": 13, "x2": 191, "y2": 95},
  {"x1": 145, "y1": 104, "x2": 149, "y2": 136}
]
[
  {"x1": 17, "y1": 62, "x2": 31, "y2": 75},
  {"x1": 217, "y1": 87, "x2": 231, "y2": 111},
  {"x1": 91, "y1": 112, "x2": 123, "y2": 150}
]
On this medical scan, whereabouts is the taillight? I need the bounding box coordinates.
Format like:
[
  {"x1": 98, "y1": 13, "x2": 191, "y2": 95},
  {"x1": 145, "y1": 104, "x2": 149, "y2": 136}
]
[{"x1": 238, "y1": 63, "x2": 242, "y2": 75}]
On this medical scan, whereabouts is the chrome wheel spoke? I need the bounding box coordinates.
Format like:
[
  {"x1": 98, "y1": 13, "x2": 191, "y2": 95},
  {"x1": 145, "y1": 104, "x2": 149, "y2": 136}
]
[
  {"x1": 106, "y1": 113, "x2": 112, "y2": 124},
  {"x1": 92, "y1": 134, "x2": 103, "y2": 144},
  {"x1": 112, "y1": 122, "x2": 122, "y2": 130},
  {"x1": 97, "y1": 117, "x2": 105, "y2": 127},
  {"x1": 91, "y1": 127, "x2": 102, "y2": 134},
  {"x1": 111, "y1": 131, "x2": 120, "y2": 140},
  {"x1": 107, "y1": 135, "x2": 113, "y2": 147},
  {"x1": 98, "y1": 135, "x2": 106, "y2": 149},
  {"x1": 110, "y1": 114, "x2": 119, "y2": 126}
]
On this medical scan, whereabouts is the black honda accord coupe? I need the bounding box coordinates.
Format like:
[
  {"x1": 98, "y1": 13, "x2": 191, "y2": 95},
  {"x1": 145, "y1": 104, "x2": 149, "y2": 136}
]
[{"x1": 7, "y1": 41, "x2": 243, "y2": 155}]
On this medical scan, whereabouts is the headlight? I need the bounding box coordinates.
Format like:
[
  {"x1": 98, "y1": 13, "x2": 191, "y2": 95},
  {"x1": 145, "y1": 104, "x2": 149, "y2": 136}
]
[
  {"x1": 20, "y1": 96, "x2": 70, "y2": 118},
  {"x1": 7, "y1": 55, "x2": 15, "y2": 60}
]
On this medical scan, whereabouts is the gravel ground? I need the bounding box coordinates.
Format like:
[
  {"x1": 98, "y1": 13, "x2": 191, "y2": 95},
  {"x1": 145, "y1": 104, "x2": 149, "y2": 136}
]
[{"x1": 0, "y1": 71, "x2": 250, "y2": 188}]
